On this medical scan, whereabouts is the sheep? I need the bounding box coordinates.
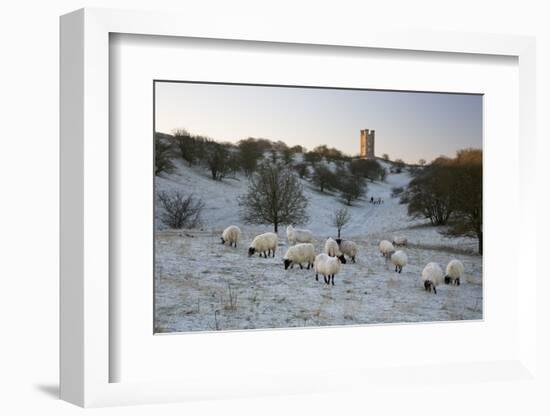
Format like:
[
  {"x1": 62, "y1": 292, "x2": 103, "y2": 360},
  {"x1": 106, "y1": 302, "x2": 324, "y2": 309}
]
[
  {"x1": 283, "y1": 243, "x2": 315, "y2": 270},
  {"x1": 335, "y1": 238, "x2": 357, "y2": 263},
  {"x1": 421, "y1": 262, "x2": 444, "y2": 294},
  {"x1": 286, "y1": 225, "x2": 314, "y2": 245},
  {"x1": 248, "y1": 232, "x2": 278, "y2": 258},
  {"x1": 392, "y1": 236, "x2": 408, "y2": 247},
  {"x1": 314, "y1": 253, "x2": 346, "y2": 285},
  {"x1": 445, "y1": 259, "x2": 464, "y2": 286},
  {"x1": 379, "y1": 240, "x2": 395, "y2": 257},
  {"x1": 389, "y1": 250, "x2": 408, "y2": 273},
  {"x1": 324, "y1": 237, "x2": 346, "y2": 263},
  {"x1": 220, "y1": 225, "x2": 241, "y2": 248}
]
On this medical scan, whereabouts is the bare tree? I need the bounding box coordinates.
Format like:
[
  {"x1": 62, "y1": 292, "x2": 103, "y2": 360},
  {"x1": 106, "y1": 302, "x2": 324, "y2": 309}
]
[
  {"x1": 171, "y1": 129, "x2": 205, "y2": 167},
  {"x1": 337, "y1": 175, "x2": 366, "y2": 206},
  {"x1": 157, "y1": 191, "x2": 205, "y2": 229},
  {"x1": 154, "y1": 134, "x2": 175, "y2": 176},
  {"x1": 239, "y1": 163, "x2": 309, "y2": 232},
  {"x1": 331, "y1": 207, "x2": 351, "y2": 238},
  {"x1": 203, "y1": 141, "x2": 231, "y2": 180},
  {"x1": 418, "y1": 158, "x2": 426, "y2": 166},
  {"x1": 311, "y1": 163, "x2": 337, "y2": 193}
]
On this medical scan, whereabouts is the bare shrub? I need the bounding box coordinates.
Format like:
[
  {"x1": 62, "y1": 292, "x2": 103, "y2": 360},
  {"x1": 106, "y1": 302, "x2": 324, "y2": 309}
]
[
  {"x1": 331, "y1": 207, "x2": 351, "y2": 238},
  {"x1": 157, "y1": 191, "x2": 205, "y2": 229},
  {"x1": 224, "y1": 283, "x2": 238, "y2": 311}
]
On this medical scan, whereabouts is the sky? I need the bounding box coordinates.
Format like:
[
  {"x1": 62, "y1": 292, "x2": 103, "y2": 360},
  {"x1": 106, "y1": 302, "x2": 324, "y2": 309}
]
[{"x1": 154, "y1": 81, "x2": 482, "y2": 164}]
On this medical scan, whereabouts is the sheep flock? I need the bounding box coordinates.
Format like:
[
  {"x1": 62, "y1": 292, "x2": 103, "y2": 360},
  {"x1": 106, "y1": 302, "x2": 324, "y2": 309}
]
[{"x1": 219, "y1": 224, "x2": 467, "y2": 293}]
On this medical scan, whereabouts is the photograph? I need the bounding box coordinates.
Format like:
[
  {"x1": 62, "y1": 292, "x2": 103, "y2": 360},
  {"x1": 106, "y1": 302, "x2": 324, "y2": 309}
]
[{"x1": 153, "y1": 81, "x2": 483, "y2": 333}]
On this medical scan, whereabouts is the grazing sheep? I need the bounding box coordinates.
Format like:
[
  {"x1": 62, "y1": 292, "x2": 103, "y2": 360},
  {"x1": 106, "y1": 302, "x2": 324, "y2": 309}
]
[
  {"x1": 335, "y1": 238, "x2": 358, "y2": 263},
  {"x1": 422, "y1": 262, "x2": 444, "y2": 294},
  {"x1": 314, "y1": 253, "x2": 346, "y2": 285},
  {"x1": 389, "y1": 250, "x2": 408, "y2": 273},
  {"x1": 248, "y1": 232, "x2": 278, "y2": 258},
  {"x1": 379, "y1": 240, "x2": 395, "y2": 257},
  {"x1": 445, "y1": 259, "x2": 464, "y2": 286},
  {"x1": 324, "y1": 238, "x2": 346, "y2": 263},
  {"x1": 283, "y1": 243, "x2": 315, "y2": 270},
  {"x1": 392, "y1": 236, "x2": 408, "y2": 247},
  {"x1": 220, "y1": 225, "x2": 241, "y2": 248},
  {"x1": 286, "y1": 225, "x2": 314, "y2": 245}
]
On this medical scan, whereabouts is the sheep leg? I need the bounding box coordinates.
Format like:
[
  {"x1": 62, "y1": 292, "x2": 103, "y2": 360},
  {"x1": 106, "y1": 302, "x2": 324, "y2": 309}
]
[
  {"x1": 352, "y1": 257, "x2": 355, "y2": 263},
  {"x1": 331, "y1": 275, "x2": 335, "y2": 286},
  {"x1": 315, "y1": 273, "x2": 319, "y2": 281},
  {"x1": 324, "y1": 275, "x2": 329, "y2": 284},
  {"x1": 456, "y1": 278, "x2": 460, "y2": 286},
  {"x1": 395, "y1": 265, "x2": 398, "y2": 272}
]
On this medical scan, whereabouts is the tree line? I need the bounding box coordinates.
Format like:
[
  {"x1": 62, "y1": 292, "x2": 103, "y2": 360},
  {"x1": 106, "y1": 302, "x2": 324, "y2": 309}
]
[
  {"x1": 155, "y1": 128, "x2": 391, "y2": 232},
  {"x1": 401, "y1": 148, "x2": 483, "y2": 254}
]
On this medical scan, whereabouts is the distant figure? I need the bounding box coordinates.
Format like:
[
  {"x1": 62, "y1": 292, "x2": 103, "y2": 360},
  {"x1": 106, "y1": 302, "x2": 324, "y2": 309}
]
[{"x1": 370, "y1": 196, "x2": 374, "y2": 203}]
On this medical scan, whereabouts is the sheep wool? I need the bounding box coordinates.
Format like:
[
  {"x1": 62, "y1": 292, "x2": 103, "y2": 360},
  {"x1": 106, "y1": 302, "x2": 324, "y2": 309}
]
[
  {"x1": 286, "y1": 225, "x2": 314, "y2": 245},
  {"x1": 379, "y1": 240, "x2": 394, "y2": 257},
  {"x1": 283, "y1": 243, "x2": 315, "y2": 270},
  {"x1": 445, "y1": 259, "x2": 464, "y2": 286},
  {"x1": 392, "y1": 236, "x2": 408, "y2": 247},
  {"x1": 324, "y1": 237, "x2": 341, "y2": 257},
  {"x1": 421, "y1": 262, "x2": 444, "y2": 294},
  {"x1": 248, "y1": 232, "x2": 278, "y2": 258},
  {"x1": 336, "y1": 239, "x2": 358, "y2": 263},
  {"x1": 221, "y1": 225, "x2": 241, "y2": 248},
  {"x1": 390, "y1": 250, "x2": 408, "y2": 273},
  {"x1": 314, "y1": 253, "x2": 345, "y2": 286}
]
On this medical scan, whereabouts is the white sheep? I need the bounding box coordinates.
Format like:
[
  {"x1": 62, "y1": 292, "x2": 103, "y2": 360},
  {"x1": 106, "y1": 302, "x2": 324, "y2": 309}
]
[
  {"x1": 392, "y1": 236, "x2": 408, "y2": 247},
  {"x1": 286, "y1": 225, "x2": 314, "y2": 245},
  {"x1": 248, "y1": 232, "x2": 278, "y2": 258},
  {"x1": 445, "y1": 259, "x2": 464, "y2": 286},
  {"x1": 379, "y1": 240, "x2": 394, "y2": 257},
  {"x1": 283, "y1": 243, "x2": 315, "y2": 270},
  {"x1": 422, "y1": 262, "x2": 444, "y2": 294},
  {"x1": 324, "y1": 237, "x2": 341, "y2": 258},
  {"x1": 390, "y1": 250, "x2": 408, "y2": 273},
  {"x1": 220, "y1": 225, "x2": 241, "y2": 248},
  {"x1": 314, "y1": 253, "x2": 346, "y2": 285},
  {"x1": 336, "y1": 238, "x2": 358, "y2": 263}
]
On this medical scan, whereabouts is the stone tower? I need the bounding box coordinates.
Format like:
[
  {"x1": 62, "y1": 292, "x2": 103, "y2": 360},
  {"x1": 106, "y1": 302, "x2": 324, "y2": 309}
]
[{"x1": 360, "y1": 129, "x2": 375, "y2": 159}]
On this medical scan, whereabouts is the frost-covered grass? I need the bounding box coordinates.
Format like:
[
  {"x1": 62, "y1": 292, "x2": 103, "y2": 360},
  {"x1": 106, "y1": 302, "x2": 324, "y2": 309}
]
[{"x1": 154, "y1": 158, "x2": 482, "y2": 333}]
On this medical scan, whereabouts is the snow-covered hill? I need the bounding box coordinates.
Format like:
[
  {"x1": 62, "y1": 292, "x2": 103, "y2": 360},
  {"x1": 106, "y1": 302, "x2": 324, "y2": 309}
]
[
  {"x1": 155, "y1": 157, "x2": 476, "y2": 251},
  {"x1": 154, "y1": 157, "x2": 482, "y2": 333}
]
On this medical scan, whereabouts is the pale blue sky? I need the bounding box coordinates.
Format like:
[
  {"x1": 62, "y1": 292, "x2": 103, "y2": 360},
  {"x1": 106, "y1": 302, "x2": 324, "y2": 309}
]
[{"x1": 155, "y1": 81, "x2": 482, "y2": 164}]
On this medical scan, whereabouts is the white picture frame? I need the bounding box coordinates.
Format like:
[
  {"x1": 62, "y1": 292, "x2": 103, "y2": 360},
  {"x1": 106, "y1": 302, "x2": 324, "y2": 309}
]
[{"x1": 60, "y1": 8, "x2": 537, "y2": 408}]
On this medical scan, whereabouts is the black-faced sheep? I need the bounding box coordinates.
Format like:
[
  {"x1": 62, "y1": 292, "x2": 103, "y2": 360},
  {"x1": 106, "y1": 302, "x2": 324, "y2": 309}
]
[
  {"x1": 324, "y1": 238, "x2": 347, "y2": 263},
  {"x1": 422, "y1": 262, "x2": 444, "y2": 294},
  {"x1": 379, "y1": 240, "x2": 394, "y2": 257},
  {"x1": 389, "y1": 250, "x2": 408, "y2": 273},
  {"x1": 220, "y1": 225, "x2": 241, "y2": 248},
  {"x1": 444, "y1": 259, "x2": 464, "y2": 286},
  {"x1": 392, "y1": 236, "x2": 408, "y2": 247},
  {"x1": 283, "y1": 243, "x2": 315, "y2": 270},
  {"x1": 248, "y1": 232, "x2": 278, "y2": 258},
  {"x1": 314, "y1": 253, "x2": 346, "y2": 285},
  {"x1": 335, "y1": 238, "x2": 357, "y2": 263}
]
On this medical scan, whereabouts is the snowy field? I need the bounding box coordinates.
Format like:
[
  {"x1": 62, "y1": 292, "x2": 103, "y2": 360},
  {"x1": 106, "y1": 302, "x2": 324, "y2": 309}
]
[{"x1": 154, "y1": 159, "x2": 482, "y2": 333}]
